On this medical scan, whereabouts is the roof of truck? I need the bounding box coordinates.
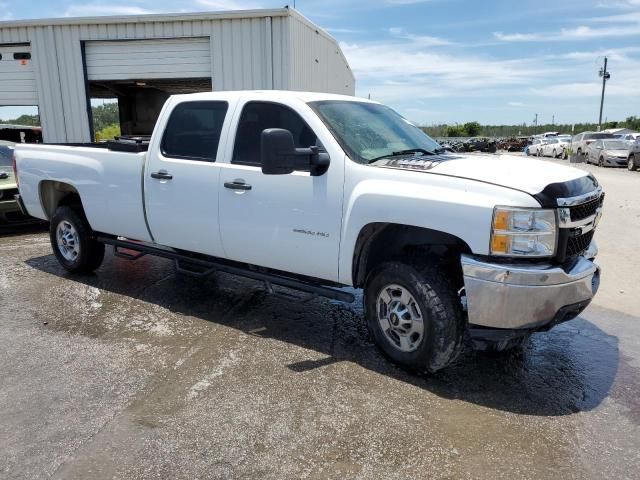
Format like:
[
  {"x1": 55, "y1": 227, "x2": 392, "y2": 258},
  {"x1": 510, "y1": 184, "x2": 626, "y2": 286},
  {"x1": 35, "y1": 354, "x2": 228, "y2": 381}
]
[{"x1": 171, "y1": 90, "x2": 376, "y2": 104}]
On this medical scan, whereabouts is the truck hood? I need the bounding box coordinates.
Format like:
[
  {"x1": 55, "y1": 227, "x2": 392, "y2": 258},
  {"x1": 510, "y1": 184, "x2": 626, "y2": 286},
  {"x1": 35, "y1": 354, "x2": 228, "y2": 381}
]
[{"x1": 370, "y1": 152, "x2": 590, "y2": 196}]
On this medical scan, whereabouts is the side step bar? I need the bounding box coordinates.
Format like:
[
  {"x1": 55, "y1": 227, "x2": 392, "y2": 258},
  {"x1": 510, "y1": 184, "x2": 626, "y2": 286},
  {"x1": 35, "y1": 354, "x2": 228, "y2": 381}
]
[{"x1": 96, "y1": 235, "x2": 355, "y2": 304}]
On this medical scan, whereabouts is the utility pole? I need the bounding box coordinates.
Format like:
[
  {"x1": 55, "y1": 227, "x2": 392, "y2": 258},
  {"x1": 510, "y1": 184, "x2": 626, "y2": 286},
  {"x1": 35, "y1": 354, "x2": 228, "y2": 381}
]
[
  {"x1": 552, "y1": 114, "x2": 555, "y2": 125},
  {"x1": 533, "y1": 113, "x2": 538, "y2": 134},
  {"x1": 598, "y1": 57, "x2": 611, "y2": 131}
]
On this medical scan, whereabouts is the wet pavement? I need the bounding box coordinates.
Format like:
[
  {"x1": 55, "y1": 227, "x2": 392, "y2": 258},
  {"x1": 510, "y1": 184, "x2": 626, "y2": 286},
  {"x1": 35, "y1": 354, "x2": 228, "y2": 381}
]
[{"x1": 1, "y1": 162, "x2": 639, "y2": 479}]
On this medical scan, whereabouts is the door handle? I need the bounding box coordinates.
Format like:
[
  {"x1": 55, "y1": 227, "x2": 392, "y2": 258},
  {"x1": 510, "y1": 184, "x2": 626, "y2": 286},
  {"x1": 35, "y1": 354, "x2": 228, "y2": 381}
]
[
  {"x1": 151, "y1": 170, "x2": 173, "y2": 180},
  {"x1": 224, "y1": 181, "x2": 252, "y2": 191}
]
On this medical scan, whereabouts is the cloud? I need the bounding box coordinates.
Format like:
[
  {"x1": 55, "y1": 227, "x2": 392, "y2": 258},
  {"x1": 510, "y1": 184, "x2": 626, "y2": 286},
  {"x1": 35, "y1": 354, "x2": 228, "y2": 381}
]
[
  {"x1": 326, "y1": 27, "x2": 362, "y2": 34},
  {"x1": 494, "y1": 23, "x2": 640, "y2": 42},
  {"x1": 388, "y1": 27, "x2": 452, "y2": 46},
  {"x1": 508, "y1": 102, "x2": 525, "y2": 107}
]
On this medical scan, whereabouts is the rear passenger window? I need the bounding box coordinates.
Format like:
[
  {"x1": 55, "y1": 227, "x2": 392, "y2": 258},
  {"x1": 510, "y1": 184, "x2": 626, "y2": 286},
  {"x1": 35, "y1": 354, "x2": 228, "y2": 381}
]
[
  {"x1": 232, "y1": 101, "x2": 319, "y2": 166},
  {"x1": 161, "y1": 101, "x2": 228, "y2": 162}
]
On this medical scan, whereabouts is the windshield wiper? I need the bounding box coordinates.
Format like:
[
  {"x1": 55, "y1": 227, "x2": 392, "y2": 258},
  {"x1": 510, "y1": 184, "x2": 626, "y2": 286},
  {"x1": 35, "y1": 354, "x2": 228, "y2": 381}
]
[{"x1": 367, "y1": 148, "x2": 435, "y2": 164}]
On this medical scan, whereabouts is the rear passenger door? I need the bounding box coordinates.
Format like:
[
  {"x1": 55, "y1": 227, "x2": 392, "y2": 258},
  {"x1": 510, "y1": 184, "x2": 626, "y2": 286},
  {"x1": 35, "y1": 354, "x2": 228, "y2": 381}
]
[{"x1": 144, "y1": 100, "x2": 231, "y2": 257}]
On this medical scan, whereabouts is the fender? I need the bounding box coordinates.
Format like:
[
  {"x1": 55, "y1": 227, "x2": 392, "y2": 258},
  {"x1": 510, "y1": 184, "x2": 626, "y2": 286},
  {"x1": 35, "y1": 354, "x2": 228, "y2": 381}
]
[{"x1": 338, "y1": 174, "x2": 540, "y2": 286}]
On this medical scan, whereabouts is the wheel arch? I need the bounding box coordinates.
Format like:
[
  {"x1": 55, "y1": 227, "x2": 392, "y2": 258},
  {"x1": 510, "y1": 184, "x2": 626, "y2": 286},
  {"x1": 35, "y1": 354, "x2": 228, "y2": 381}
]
[
  {"x1": 39, "y1": 180, "x2": 84, "y2": 220},
  {"x1": 351, "y1": 222, "x2": 472, "y2": 289}
]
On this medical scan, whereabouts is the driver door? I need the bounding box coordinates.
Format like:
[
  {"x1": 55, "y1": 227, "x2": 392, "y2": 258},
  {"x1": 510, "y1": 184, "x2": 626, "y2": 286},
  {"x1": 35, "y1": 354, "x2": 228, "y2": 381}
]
[{"x1": 217, "y1": 99, "x2": 344, "y2": 282}]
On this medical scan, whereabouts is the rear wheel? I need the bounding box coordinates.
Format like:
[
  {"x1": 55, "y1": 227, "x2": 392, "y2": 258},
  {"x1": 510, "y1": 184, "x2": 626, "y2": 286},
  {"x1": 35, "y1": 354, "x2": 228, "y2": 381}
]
[
  {"x1": 598, "y1": 156, "x2": 605, "y2": 167},
  {"x1": 50, "y1": 206, "x2": 105, "y2": 273},
  {"x1": 629, "y1": 155, "x2": 638, "y2": 171},
  {"x1": 364, "y1": 262, "x2": 465, "y2": 373}
]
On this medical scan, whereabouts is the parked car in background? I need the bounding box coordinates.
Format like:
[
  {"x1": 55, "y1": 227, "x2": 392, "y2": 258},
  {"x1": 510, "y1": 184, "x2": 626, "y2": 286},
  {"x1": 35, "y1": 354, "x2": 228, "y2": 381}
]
[
  {"x1": 586, "y1": 139, "x2": 632, "y2": 167},
  {"x1": 540, "y1": 137, "x2": 570, "y2": 158},
  {"x1": 526, "y1": 138, "x2": 545, "y2": 156},
  {"x1": 0, "y1": 141, "x2": 25, "y2": 223},
  {"x1": 464, "y1": 137, "x2": 497, "y2": 153},
  {"x1": 613, "y1": 132, "x2": 640, "y2": 146},
  {"x1": 571, "y1": 132, "x2": 615, "y2": 156}
]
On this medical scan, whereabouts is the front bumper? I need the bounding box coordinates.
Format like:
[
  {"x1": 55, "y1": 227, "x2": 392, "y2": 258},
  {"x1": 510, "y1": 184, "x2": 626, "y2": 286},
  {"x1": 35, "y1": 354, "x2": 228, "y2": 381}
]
[{"x1": 461, "y1": 242, "x2": 600, "y2": 330}]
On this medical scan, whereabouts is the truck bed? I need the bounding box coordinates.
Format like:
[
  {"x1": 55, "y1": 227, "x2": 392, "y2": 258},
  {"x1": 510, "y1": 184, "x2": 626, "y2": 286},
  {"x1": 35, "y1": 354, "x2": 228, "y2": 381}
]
[{"x1": 14, "y1": 142, "x2": 152, "y2": 242}]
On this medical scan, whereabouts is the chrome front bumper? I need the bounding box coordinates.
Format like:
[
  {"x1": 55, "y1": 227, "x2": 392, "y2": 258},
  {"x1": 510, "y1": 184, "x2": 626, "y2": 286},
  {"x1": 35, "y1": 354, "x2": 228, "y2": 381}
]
[{"x1": 461, "y1": 242, "x2": 600, "y2": 330}]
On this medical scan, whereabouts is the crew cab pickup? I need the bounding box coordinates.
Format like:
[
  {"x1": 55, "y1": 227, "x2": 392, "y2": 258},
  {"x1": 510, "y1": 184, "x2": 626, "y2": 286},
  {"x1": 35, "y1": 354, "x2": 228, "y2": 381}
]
[{"x1": 13, "y1": 91, "x2": 603, "y2": 373}]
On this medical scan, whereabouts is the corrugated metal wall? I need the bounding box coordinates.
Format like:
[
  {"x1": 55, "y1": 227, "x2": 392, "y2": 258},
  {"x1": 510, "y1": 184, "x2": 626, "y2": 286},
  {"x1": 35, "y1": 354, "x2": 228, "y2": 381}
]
[
  {"x1": 0, "y1": 10, "x2": 353, "y2": 143},
  {"x1": 288, "y1": 11, "x2": 355, "y2": 95}
]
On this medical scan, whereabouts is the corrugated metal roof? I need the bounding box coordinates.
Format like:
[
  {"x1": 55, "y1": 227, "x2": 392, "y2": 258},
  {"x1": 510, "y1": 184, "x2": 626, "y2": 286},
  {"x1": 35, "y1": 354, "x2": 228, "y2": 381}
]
[{"x1": 0, "y1": 8, "x2": 292, "y2": 27}]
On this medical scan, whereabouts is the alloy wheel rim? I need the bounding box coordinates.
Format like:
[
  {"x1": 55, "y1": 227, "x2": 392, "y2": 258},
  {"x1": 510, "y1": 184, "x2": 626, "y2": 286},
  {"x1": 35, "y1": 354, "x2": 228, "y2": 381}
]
[
  {"x1": 376, "y1": 284, "x2": 424, "y2": 352},
  {"x1": 56, "y1": 220, "x2": 80, "y2": 261}
]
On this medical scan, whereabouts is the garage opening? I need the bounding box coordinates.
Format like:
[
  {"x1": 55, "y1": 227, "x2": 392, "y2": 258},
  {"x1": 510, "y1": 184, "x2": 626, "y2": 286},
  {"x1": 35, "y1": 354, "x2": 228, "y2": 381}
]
[
  {"x1": 84, "y1": 38, "x2": 213, "y2": 138},
  {"x1": 0, "y1": 105, "x2": 42, "y2": 143},
  {"x1": 88, "y1": 78, "x2": 212, "y2": 138}
]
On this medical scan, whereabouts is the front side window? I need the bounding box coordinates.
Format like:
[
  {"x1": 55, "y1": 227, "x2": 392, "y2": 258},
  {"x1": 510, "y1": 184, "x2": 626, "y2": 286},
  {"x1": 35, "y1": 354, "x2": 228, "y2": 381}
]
[
  {"x1": 309, "y1": 100, "x2": 442, "y2": 164},
  {"x1": 161, "y1": 101, "x2": 228, "y2": 162},
  {"x1": 232, "y1": 102, "x2": 318, "y2": 166}
]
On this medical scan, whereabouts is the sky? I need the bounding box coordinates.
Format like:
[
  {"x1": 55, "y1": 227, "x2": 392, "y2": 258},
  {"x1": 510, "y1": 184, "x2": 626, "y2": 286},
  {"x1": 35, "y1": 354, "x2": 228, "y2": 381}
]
[{"x1": 1, "y1": 0, "x2": 639, "y2": 126}]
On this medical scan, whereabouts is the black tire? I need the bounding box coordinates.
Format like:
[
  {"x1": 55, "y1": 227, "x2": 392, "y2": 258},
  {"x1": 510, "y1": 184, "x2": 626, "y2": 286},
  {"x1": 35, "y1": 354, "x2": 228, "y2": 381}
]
[
  {"x1": 50, "y1": 206, "x2": 105, "y2": 273},
  {"x1": 629, "y1": 155, "x2": 638, "y2": 171},
  {"x1": 552, "y1": 149, "x2": 557, "y2": 158},
  {"x1": 364, "y1": 262, "x2": 465, "y2": 373},
  {"x1": 598, "y1": 156, "x2": 605, "y2": 167}
]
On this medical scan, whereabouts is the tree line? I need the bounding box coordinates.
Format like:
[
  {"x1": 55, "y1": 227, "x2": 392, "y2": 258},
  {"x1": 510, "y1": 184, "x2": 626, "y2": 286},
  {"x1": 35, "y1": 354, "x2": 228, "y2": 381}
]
[{"x1": 421, "y1": 116, "x2": 640, "y2": 138}]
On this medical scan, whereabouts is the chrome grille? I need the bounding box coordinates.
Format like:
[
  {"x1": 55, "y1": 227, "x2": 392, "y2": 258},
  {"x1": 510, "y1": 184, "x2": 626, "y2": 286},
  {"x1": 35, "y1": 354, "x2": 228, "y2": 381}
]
[
  {"x1": 566, "y1": 230, "x2": 595, "y2": 257},
  {"x1": 569, "y1": 194, "x2": 604, "y2": 222}
]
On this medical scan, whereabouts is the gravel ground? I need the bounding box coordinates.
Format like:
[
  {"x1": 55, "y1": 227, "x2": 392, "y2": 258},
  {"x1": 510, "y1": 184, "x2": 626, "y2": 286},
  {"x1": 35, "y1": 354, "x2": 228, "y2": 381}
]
[{"x1": 0, "y1": 157, "x2": 638, "y2": 479}]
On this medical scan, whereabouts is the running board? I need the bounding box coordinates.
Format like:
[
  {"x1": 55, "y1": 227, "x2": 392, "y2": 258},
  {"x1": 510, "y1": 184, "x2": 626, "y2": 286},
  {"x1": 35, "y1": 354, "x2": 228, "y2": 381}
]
[{"x1": 96, "y1": 235, "x2": 355, "y2": 303}]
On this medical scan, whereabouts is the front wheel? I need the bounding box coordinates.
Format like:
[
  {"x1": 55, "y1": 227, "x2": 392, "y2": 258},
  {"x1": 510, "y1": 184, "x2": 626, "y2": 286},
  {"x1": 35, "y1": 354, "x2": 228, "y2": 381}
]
[
  {"x1": 629, "y1": 155, "x2": 638, "y2": 171},
  {"x1": 598, "y1": 156, "x2": 605, "y2": 167},
  {"x1": 364, "y1": 262, "x2": 465, "y2": 373},
  {"x1": 50, "y1": 206, "x2": 105, "y2": 273}
]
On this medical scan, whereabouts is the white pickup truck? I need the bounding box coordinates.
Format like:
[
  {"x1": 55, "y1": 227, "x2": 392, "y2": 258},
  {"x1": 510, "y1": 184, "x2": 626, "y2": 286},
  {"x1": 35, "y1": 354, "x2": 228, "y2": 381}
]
[{"x1": 13, "y1": 91, "x2": 603, "y2": 373}]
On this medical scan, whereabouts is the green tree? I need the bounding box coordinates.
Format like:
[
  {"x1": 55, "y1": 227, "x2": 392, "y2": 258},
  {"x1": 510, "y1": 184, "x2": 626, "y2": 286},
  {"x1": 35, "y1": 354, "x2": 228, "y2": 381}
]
[
  {"x1": 446, "y1": 125, "x2": 466, "y2": 137},
  {"x1": 463, "y1": 121, "x2": 481, "y2": 136},
  {"x1": 0, "y1": 114, "x2": 40, "y2": 126},
  {"x1": 623, "y1": 116, "x2": 640, "y2": 130},
  {"x1": 92, "y1": 102, "x2": 120, "y2": 133},
  {"x1": 96, "y1": 123, "x2": 121, "y2": 141}
]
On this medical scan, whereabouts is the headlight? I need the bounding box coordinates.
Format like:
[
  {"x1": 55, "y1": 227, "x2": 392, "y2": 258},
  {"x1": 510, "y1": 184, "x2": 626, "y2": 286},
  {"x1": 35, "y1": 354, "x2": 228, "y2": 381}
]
[{"x1": 490, "y1": 207, "x2": 557, "y2": 257}]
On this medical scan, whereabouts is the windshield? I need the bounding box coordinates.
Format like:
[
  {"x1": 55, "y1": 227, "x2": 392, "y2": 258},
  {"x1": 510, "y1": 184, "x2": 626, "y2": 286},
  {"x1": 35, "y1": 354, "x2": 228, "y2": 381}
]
[
  {"x1": 0, "y1": 145, "x2": 14, "y2": 168},
  {"x1": 308, "y1": 100, "x2": 442, "y2": 164},
  {"x1": 602, "y1": 140, "x2": 628, "y2": 150}
]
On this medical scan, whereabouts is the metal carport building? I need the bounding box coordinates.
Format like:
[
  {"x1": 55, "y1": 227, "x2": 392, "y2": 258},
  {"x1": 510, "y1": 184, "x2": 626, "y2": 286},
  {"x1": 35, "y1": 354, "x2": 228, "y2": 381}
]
[{"x1": 0, "y1": 8, "x2": 355, "y2": 143}]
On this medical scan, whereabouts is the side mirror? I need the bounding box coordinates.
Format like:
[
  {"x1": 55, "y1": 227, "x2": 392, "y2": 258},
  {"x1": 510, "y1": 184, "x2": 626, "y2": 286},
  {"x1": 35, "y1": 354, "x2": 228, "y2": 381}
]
[
  {"x1": 260, "y1": 128, "x2": 331, "y2": 176},
  {"x1": 261, "y1": 128, "x2": 296, "y2": 175}
]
